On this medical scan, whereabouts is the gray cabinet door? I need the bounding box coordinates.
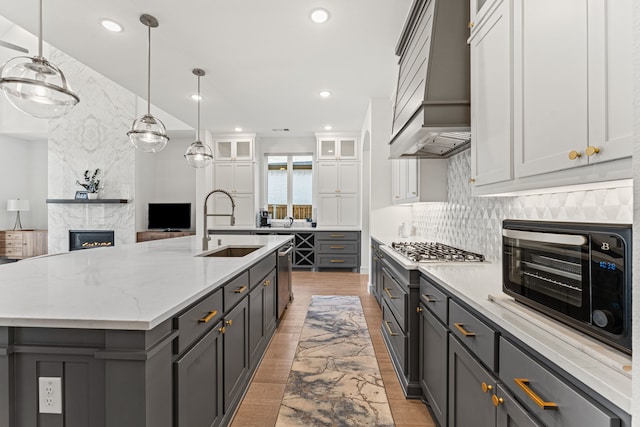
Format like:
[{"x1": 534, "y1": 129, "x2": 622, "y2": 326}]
[
  {"x1": 175, "y1": 323, "x2": 223, "y2": 427},
  {"x1": 448, "y1": 335, "x2": 496, "y2": 427},
  {"x1": 223, "y1": 298, "x2": 250, "y2": 413},
  {"x1": 495, "y1": 384, "x2": 543, "y2": 427},
  {"x1": 419, "y1": 304, "x2": 448, "y2": 427},
  {"x1": 249, "y1": 284, "x2": 265, "y2": 370},
  {"x1": 263, "y1": 269, "x2": 277, "y2": 338}
]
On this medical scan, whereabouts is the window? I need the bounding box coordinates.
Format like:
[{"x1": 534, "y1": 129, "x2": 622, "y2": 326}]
[{"x1": 266, "y1": 155, "x2": 313, "y2": 220}]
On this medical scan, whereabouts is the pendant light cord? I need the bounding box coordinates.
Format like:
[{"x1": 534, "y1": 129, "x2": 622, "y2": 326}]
[
  {"x1": 147, "y1": 24, "x2": 151, "y2": 115},
  {"x1": 38, "y1": 0, "x2": 43, "y2": 58},
  {"x1": 197, "y1": 74, "x2": 201, "y2": 141}
]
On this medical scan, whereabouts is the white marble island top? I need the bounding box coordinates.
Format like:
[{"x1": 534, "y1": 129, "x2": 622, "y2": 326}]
[{"x1": 0, "y1": 234, "x2": 292, "y2": 331}]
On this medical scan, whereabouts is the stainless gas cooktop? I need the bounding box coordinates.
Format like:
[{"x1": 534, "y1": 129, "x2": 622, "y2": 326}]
[{"x1": 391, "y1": 242, "x2": 485, "y2": 263}]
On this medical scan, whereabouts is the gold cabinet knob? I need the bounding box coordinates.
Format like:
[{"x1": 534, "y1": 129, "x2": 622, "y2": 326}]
[
  {"x1": 568, "y1": 150, "x2": 582, "y2": 160},
  {"x1": 416, "y1": 307, "x2": 423, "y2": 313},
  {"x1": 468, "y1": 21, "x2": 475, "y2": 28},
  {"x1": 586, "y1": 146, "x2": 600, "y2": 156},
  {"x1": 469, "y1": 178, "x2": 476, "y2": 184},
  {"x1": 226, "y1": 319, "x2": 233, "y2": 326},
  {"x1": 481, "y1": 382, "x2": 493, "y2": 393},
  {"x1": 492, "y1": 395, "x2": 504, "y2": 407}
]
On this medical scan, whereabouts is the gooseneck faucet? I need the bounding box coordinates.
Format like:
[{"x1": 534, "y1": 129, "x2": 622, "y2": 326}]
[{"x1": 203, "y1": 189, "x2": 236, "y2": 250}]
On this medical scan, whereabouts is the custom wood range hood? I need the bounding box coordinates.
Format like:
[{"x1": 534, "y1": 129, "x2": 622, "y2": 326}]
[{"x1": 389, "y1": 0, "x2": 471, "y2": 159}]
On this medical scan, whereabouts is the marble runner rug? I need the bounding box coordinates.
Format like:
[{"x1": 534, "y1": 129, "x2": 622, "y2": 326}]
[{"x1": 276, "y1": 295, "x2": 394, "y2": 427}]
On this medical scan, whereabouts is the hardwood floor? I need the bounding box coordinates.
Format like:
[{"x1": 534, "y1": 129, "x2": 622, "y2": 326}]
[{"x1": 230, "y1": 271, "x2": 435, "y2": 427}]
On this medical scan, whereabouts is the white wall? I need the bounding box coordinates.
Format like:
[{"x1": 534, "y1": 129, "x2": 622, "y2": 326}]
[{"x1": 0, "y1": 135, "x2": 48, "y2": 230}]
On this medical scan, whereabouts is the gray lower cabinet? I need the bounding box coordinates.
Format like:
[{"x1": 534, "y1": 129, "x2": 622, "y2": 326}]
[
  {"x1": 222, "y1": 298, "x2": 250, "y2": 418},
  {"x1": 316, "y1": 231, "x2": 361, "y2": 271},
  {"x1": 448, "y1": 335, "x2": 497, "y2": 427},
  {"x1": 249, "y1": 269, "x2": 277, "y2": 370},
  {"x1": 495, "y1": 384, "x2": 543, "y2": 427},
  {"x1": 418, "y1": 303, "x2": 447, "y2": 427},
  {"x1": 370, "y1": 239, "x2": 384, "y2": 305},
  {"x1": 175, "y1": 322, "x2": 224, "y2": 427}
]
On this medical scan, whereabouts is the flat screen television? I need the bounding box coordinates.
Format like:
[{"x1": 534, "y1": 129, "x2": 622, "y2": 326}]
[{"x1": 148, "y1": 203, "x2": 191, "y2": 231}]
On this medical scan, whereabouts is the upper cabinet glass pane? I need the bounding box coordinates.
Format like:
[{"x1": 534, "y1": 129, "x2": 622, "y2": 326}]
[
  {"x1": 340, "y1": 139, "x2": 356, "y2": 158},
  {"x1": 216, "y1": 141, "x2": 232, "y2": 159},
  {"x1": 236, "y1": 140, "x2": 252, "y2": 159},
  {"x1": 320, "y1": 140, "x2": 337, "y2": 158}
]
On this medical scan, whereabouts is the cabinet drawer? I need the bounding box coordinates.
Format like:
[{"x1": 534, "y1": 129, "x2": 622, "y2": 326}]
[
  {"x1": 249, "y1": 253, "x2": 276, "y2": 289},
  {"x1": 499, "y1": 338, "x2": 620, "y2": 427},
  {"x1": 316, "y1": 254, "x2": 358, "y2": 268},
  {"x1": 382, "y1": 301, "x2": 406, "y2": 373},
  {"x1": 2, "y1": 232, "x2": 22, "y2": 240},
  {"x1": 223, "y1": 272, "x2": 250, "y2": 311},
  {"x1": 382, "y1": 267, "x2": 407, "y2": 330},
  {"x1": 175, "y1": 290, "x2": 223, "y2": 354},
  {"x1": 2, "y1": 247, "x2": 23, "y2": 257},
  {"x1": 315, "y1": 231, "x2": 359, "y2": 241},
  {"x1": 419, "y1": 277, "x2": 448, "y2": 324},
  {"x1": 317, "y1": 242, "x2": 358, "y2": 254},
  {"x1": 449, "y1": 300, "x2": 497, "y2": 371}
]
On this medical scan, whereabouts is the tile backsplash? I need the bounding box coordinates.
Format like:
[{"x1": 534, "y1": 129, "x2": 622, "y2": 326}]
[{"x1": 412, "y1": 150, "x2": 633, "y2": 261}]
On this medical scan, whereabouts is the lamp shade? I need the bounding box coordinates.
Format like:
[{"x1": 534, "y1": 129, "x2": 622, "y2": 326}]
[{"x1": 7, "y1": 199, "x2": 30, "y2": 212}]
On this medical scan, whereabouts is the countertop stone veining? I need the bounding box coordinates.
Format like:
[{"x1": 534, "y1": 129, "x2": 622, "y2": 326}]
[{"x1": 0, "y1": 234, "x2": 292, "y2": 330}]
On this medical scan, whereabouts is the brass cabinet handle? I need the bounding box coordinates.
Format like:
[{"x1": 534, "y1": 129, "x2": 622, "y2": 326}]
[
  {"x1": 492, "y1": 395, "x2": 504, "y2": 407},
  {"x1": 330, "y1": 246, "x2": 345, "y2": 249},
  {"x1": 423, "y1": 294, "x2": 437, "y2": 303},
  {"x1": 264, "y1": 279, "x2": 271, "y2": 287},
  {"x1": 468, "y1": 21, "x2": 475, "y2": 28},
  {"x1": 330, "y1": 259, "x2": 345, "y2": 263},
  {"x1": 514, "y1": 378, "x2": 557, "y2": 410},
  {"x1": 454, "y1": 323, "x2": 476, "y2": 337},
  {"x1": 416, "y1": 306, "x2": 423, "y2": 313},
  {"x1": 586, "y1": 146, "x2": 600, "y2": 156},
  {"x1": 218, "y1": 326, "x2": 226, "y2": 334},
  {"x1": 198, "y1": 310, "x2": 218, "y2": 323},
  {"x1": 226, "y1": 319, "x2": 233, "y2": 327},
  {"x1": 384, "y1": 288, "x2": 399, "y2": 300},
  {"x1": 384, "y1": 321, "x2": 398, "y2": 336},
  {"x1": 411, "y1": 192, "x2": 417, "y2": 195},
  {"x1": 234, "y1": 285, "x2": 247, "y2": 294},
  {"x1": 481, "y1": 382, "x2": 493, "y2": 393},
  {"x1": 330, "y1": 234, "x2": 345, "y2": 238},
  {"x1": 568, "y1": 150, "x2": 582, "y2": 160},
  {"x1": 469, "y1": 178, "x2": 476, "y2": 183}
]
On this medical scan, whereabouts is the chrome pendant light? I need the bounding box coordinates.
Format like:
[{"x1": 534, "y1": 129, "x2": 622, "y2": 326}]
[
  {"x1": 128, "y1": 14, "x2": 169, "y2": 153},
  {"x1": 0, "y1": 0, "x2": 79, "y2": 118},
  {"x1": 184, "y1": 68, "x2": 213, "y2": 168}
]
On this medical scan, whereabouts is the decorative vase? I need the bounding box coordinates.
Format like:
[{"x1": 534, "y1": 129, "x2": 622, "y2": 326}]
[{"x1": 88, "y1": 193, "x2": 98, "y2": 200}]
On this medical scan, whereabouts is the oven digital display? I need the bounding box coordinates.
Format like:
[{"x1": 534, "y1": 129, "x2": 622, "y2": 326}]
[{"x1": 598, "y1": 261, "x2": 617, "y2": 271}]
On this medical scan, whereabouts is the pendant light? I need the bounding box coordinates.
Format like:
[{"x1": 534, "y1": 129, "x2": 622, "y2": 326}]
[
  {"x1": 184, "y1": 68, "x2": 213, "y2": 168},
  {"x1": 127, "y1": 14, "x2": 169, "y2": 153},
  {"x1": 0, "y1": 0, "x2": 79, "y2": 118}
]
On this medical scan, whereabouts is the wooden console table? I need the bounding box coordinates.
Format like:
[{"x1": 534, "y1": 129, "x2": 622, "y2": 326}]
[
  {"x1": 136, "y1": 231, "x2": 195, "y2": 243},
  {"x1": 0, "y1": 230, "x2": 48, "y2": 260}
]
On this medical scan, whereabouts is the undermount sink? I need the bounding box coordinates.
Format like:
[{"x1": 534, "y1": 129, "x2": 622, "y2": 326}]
[{"x1": 198, "y1": 245, "x2": 263, "y2": 257}]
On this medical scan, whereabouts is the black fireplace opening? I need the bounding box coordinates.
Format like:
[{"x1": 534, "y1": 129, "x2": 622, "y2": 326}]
[{"x1": 69, "y1": 230, "x2": 115, "y2": 251}]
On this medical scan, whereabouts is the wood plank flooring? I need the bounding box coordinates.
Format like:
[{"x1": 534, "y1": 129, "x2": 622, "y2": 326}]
[{"x1": 230, "y1": 271, "x2": 435, "y2": 427}]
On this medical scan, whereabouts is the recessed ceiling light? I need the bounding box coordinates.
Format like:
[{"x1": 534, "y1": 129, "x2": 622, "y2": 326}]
[
  {"x1": 310, "y1": 8, "x2": 330, "y2": 24},
  {"x1": 191, "y1": 94, "x2": 202, "y2": 101},
  {"x1": 100, "y1": 19, "x2": 123, "y2": 32},
  {"x1": 324, "y1": 125, "x2": 332, "y2": 130},
  {"x1": 234, "y1": 127, "x2": 243, "y2": 132},
  {"x1": 319, "y1": 90, "x2": 331, "y2": 98}
]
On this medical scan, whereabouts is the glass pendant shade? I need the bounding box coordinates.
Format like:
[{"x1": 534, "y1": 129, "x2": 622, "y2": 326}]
[
  {"x1": 185, "y1": 140, "x2": 213, "y2": 168},
  {"x1": 0, "y1": 0, "x2": 79, "y2": 118},
  {"x1": 128, "y1": 113, "x2": 169, "y2": 153}
]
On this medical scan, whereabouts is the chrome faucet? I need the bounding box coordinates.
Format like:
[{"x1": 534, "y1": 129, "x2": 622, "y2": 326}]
[{"x1": 203, "y1": 189, "x2": 236, "y2": 250}]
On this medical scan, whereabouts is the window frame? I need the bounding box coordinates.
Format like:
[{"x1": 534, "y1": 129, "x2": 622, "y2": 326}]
[{"x1": 263, "y1": 153, "x2": 314, "y2": 220}]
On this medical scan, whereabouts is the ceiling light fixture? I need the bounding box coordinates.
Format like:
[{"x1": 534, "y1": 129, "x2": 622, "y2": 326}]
[
  {"x1": 310, "y1": 8, "x2": 330, "y2": 24},
  {"x1": 128, "y1": 14, "x2": 169, "y2": 153},
  {"x1": 191, "y1": 94, "x2": 202, "y2": 101},
  {"x1": 0, "y1": 0, "x2": 79, "y2": 118},
  {"x1": 100, "y1": 19, "x2": 123, "y2": 32},
  {"x1": 324, "y1": 124, "x2": 332, "y2": 130},
  {"x1": 319, "y1": 90, "x2": 331, "y2": 98},
  {"x1": 234, "y1": 127, "x2": 243, "y2": 132},
  {"x1": 184, "y1": 68, "x2": 213, "y2": 168}
]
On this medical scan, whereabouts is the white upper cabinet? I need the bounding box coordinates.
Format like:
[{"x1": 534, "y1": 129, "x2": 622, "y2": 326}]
[
  {"x1": 392, "y1": 158, "x2": 448, "y2": 204},
  {"x1": 513, "y1": 0, "x2": 632, "y2": 179},
  {"x1": 317, "y1": 137, "x2": 358, "y2": 160},
  {"x1": 469, "y1": 0, "x2": 494, "y2": 33},
  {"x1": 469, "y1": 0, "x2": 513, "y2": 187},
  {"x1": 213, "y1": 162, "x2": 254, "y2": 194},
  {"x1": 213, "y1": 137, "x2": 254, "y2": 161},
  {"x1": 317, "y1": 161, "x2": 359, "y2": 194}
]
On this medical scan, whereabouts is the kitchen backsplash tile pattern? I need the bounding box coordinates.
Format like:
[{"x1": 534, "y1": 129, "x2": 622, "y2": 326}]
[
  {"x1": 413, "y1": 150, "x2": 633, "y2": 261},
  {"x1": 48, "y1": 49, "x2": 136, "y2": 254}
]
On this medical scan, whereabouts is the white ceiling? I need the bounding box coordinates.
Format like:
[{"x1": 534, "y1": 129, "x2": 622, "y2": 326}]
[{"x1": 0, "y1": 0, "x2": 412, "y2": 137}]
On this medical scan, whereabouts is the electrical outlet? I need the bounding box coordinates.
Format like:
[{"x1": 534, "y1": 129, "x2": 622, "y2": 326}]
[{"x1": 38, "y1": 377, "x2": 62, "y2": 414}]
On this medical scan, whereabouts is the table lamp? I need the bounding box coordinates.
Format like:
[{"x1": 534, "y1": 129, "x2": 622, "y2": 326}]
[{"x1": 7, "y1": 199, "x2": 30, "y2": 230}]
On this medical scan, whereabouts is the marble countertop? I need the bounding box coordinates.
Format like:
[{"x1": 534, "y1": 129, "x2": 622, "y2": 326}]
[
  {"x1": 211, "y1": 225, "x2": 362, "y2": 232},
  {"x1": 0, "y1": 234, "x2": 292, "y2": 331},
  {"x1": 371, "y1": 234, "x2": 631, "y2": 413}
]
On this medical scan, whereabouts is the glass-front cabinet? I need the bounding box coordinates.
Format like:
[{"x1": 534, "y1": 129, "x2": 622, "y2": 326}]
[
  {"x1": 317, "y1": 137, "x2": 357, "y2": 160},
  {"x1": 469, "y1": 0, "x2": 495, "y2": 35},
  {"x1": 214, "y1": 137, "x2": 253, "y2": 161}
]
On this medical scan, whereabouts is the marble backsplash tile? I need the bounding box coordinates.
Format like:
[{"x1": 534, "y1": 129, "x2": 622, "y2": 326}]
[{"x1": 412, "y1": 150, "x2": 633, "y2": 261}]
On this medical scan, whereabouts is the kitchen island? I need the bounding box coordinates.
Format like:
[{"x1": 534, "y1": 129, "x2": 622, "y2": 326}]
[{"x1": 0, "y1": 234, "x2": 292, "y2": 427}]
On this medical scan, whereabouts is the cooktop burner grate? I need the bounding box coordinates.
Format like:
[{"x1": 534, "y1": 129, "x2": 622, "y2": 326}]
[{"x1": 391, "y1": 242, "x2": 485, "y2": 263}]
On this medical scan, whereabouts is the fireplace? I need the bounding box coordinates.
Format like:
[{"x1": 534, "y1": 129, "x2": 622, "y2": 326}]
[{"x1": 69, "y1": 230, "x2": 115, "y2": 251}]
